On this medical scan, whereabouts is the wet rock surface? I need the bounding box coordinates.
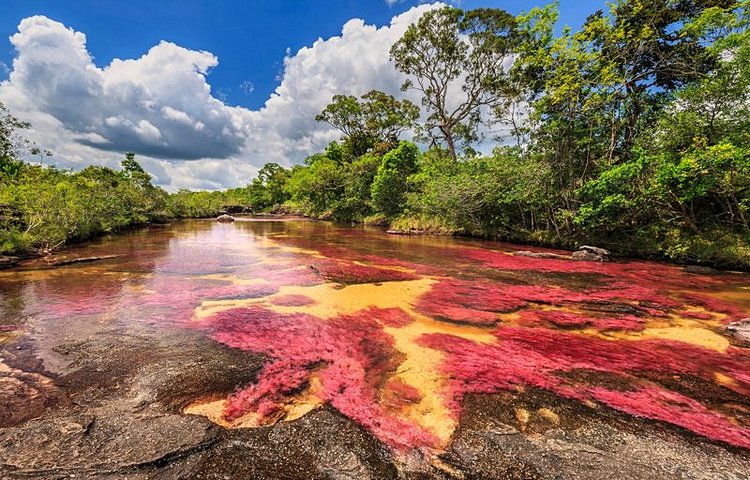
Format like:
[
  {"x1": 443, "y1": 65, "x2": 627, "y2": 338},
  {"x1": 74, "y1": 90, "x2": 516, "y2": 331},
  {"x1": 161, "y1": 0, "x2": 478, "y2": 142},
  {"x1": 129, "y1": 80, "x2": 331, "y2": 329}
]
[
  {"x1": 2, "y1": 319, "x2": 749, "y2": 480},
  {"x1": 0, "y1": 409, "x2": 217, "y2": 476},
  {"x1": 442, "y1": 390, "x2": 750, "y2": 480},
  {"x1": 0, "y1": 256, "x2": 20, "y2": 268},
  {"x1": 726, "y1": 318, "x2": 750, "y2": 346}
]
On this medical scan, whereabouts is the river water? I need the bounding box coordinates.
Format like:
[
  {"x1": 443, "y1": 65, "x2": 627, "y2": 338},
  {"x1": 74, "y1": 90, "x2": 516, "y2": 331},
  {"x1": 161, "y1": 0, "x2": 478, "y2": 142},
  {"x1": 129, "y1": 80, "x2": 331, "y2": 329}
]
[{"x1": 1, "y1": 218, "x2": 750, "y2": 471}]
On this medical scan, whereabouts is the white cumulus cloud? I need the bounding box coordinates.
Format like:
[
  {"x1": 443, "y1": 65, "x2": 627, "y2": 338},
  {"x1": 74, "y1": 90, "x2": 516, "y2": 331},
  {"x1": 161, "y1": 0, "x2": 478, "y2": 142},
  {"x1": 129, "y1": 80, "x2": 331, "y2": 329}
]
[{"x1": 0, "y1": 5, "x2": 444, "y2": 189}]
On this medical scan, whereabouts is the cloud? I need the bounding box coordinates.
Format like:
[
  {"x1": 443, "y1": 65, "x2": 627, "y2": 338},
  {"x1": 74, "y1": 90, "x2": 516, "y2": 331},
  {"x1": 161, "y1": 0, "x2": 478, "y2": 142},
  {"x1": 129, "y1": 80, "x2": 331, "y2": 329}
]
[
  {"x1": 240, "y1": 80, "x2": 255, "y2": 95},
  {"x1": 0, "y1": 5, "x2": 447, "y2": 190}
]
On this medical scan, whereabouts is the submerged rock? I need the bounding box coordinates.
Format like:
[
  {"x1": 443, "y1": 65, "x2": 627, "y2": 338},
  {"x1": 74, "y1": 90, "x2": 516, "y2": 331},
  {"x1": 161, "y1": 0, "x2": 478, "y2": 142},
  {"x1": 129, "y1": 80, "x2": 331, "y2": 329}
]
[
  {"x1": 216, "y1": 214, "x2": 235, "y2": 223},
  {"x1": 47, "y1": 254, "x2": 120, "y2": 266}
]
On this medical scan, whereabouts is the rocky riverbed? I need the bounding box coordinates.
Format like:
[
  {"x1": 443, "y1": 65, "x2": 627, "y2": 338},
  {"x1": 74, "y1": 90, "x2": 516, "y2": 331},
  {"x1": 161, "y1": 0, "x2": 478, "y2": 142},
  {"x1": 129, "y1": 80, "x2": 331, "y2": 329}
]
[{"x1": 1, "y1": 219, "x2": 749, "y2": 479}]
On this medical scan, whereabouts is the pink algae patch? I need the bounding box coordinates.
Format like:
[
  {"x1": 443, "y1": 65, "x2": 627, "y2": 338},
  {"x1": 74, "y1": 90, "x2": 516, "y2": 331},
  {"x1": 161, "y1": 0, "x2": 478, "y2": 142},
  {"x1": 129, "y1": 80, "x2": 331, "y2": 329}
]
[
  {"x1": 200, "y1": 305, "x2": 440, "y2": 450},
  {"x1": 269, "y1": 294, "x2": 317, "y2": 307},
  {"x1": 416, "y1": 278, "x2": 651, "y2": 330},
  {"x1": 418, "y1": 326, "x2": 750, "y2": 449},
  {"x1": 368, "y1": 307, "x2": 415, "y2": 328},
  {"x1": 310, "y1": 259, "x2": 419, "y2": 285}
]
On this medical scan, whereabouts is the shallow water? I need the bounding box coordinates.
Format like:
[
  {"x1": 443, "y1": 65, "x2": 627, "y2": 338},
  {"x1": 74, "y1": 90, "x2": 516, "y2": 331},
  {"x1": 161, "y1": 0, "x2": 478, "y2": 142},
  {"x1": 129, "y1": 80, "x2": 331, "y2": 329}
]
[{"x1": 2, "y1": 218, "x2": 750, "y2": 454}]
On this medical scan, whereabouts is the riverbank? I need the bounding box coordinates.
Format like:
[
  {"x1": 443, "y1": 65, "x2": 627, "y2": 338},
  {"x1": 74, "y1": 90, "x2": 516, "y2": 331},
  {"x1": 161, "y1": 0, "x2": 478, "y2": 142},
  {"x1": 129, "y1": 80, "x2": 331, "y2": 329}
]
[{"x1": 378, "y1": 214, "x2": 750, "y2": 272}]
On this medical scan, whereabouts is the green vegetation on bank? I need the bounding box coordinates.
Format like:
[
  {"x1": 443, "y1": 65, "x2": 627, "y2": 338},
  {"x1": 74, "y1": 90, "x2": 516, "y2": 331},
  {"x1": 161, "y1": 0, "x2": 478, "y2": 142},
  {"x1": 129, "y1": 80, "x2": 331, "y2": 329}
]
[
  {"x1": 249, "y1": 0, "x2": 750, "y2": 268},
  {"x1": 2, "y1": 0, "x2": 750, "y2": 269}
]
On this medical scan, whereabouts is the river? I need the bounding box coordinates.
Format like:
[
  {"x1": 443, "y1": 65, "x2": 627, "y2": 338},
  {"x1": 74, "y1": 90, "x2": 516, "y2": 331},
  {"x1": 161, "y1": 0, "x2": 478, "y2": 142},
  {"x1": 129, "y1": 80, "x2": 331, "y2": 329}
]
[{"x1": 1, "y1": 218, "x2": 749, "y2": 479}]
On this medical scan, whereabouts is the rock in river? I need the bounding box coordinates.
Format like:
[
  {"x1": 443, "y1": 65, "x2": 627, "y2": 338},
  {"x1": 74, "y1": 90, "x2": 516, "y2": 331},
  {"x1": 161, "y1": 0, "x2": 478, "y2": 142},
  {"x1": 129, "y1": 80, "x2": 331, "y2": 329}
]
[
  {"x1": 0, "y1": 256, "x2": 20, "y2": 268},
  {"x1": 216, "y1": 214, "x2": 235, "y2": 223},
  {"x1": 726, "y1": 318, "x2": 750, "y2": 346},
  {"x1": 572, "y1": 245, "x2": 611, "y2": 262}
]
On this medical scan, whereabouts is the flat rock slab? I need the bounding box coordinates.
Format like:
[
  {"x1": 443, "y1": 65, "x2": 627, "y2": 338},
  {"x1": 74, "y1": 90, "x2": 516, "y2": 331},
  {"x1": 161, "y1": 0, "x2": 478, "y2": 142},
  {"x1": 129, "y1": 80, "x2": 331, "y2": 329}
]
[{"x1": 0, "y1": 409, "x2": 217, "y2": 476}]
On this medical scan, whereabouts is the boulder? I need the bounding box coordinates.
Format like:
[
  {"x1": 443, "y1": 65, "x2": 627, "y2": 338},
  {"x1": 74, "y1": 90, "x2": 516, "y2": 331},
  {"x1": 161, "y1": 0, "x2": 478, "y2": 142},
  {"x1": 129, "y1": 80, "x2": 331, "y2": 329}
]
[
  {"x1": 726, "y1": 318, "x2": 750, "y2": 346},
  {"x1": 580, "y1": 245, "x2": 611, "y2": 256},
  {"x1": 572, "y1": 245, "x2": 610, "y2": 262},
  {"x1": 216, "y1": 214, "x2": 235, "y2": 223}
]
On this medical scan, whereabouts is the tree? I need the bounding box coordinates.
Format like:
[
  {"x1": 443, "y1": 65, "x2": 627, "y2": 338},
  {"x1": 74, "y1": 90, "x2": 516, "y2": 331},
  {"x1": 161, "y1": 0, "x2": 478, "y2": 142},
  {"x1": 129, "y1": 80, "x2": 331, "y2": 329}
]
[
  {"x1": 316, "y1": 90, "x2": 419, "y2": 157},
  {"x1": 121, "y1": 152, "x2": 153, "y2": 189},
  {"x1": 0, "y1": 102, "x2": 31, "y2": 178},
  {"x1": 390, "y1": 6, "x2": 518, "y2": 159},
  {"x1": 247, "y1": 162, "x2": 291, "y2": 209},
  {"x1": 371, "y1": 141, "x2": 420, "y2": 217}
]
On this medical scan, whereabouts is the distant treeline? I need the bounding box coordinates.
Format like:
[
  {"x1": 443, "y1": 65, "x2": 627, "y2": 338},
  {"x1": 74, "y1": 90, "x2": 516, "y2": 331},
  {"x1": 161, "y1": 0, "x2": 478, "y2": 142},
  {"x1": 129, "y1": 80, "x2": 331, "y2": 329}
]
[{"x1": 2, "y1": 0, "x2": 749, "y2": 268}]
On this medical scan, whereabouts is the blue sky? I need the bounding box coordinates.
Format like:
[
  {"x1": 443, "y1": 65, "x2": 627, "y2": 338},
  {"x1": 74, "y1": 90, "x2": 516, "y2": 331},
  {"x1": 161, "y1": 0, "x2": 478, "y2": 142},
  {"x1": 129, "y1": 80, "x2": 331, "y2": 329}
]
[
  {"x1": 0, "y1": 1, "x2": 601, "y2": 109},
  {"x1": 0, "y1": 1, "x2": 606, "y2": 189}
]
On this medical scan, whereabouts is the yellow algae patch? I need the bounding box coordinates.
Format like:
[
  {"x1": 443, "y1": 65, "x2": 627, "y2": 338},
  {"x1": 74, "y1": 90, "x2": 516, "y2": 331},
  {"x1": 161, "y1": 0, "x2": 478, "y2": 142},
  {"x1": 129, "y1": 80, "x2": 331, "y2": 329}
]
[
  {"x1": 537, "y1": 407, "x2": 560, "y2": 425},
  {"x1": 710, "y1": 290, "x2": 750, "y2": 310},
  {"x1": 640, "y1": 326, "x2": 729, "y2": 352},
  {"x1": 715, "y1": 372, "x2": 738, "y2": 388},
  {"x1": 598, "y1": 316, "x2": 729, "y2": 352},
  {"x1": 185, "y1": 374, "x2": 325, "y2": 428},
  {"x1": 0, "y1": 359, "x2": 12, "y2": 373},
  {"x1": 269, "y1": 278, "x2": 435, "y2": 318},
  {"x1": 382, "y1": 315, "x2": 494, "y2": 446},
  {"x1": 515, "y1": 408, "x2": 530, "y2": 431},
  {"x1": 194, "y1": 278, "x2": 436, "y2": 320}
]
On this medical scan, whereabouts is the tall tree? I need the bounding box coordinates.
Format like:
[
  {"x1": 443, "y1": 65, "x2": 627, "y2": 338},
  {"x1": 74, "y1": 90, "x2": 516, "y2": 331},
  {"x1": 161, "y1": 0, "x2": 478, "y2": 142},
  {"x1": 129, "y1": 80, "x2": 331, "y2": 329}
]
[
  {"x1": 0, "y1": 102, "x2": 31, "y2": 177},
  {"x1": 316, "y1": 90, "x2": 419, "y2": 157},
  {"x1": 390, "y1": 6, "x2": 518, "y2": 160}
]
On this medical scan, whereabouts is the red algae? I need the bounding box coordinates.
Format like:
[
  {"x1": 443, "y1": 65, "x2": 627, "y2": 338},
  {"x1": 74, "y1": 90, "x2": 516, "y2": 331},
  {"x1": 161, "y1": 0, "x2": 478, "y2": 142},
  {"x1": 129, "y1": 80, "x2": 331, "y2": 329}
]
[
  {"x1": 269, "y1": 294, "x2": 317, "y2": 307},
  {"x1": 366, "y1": 307, "x2": 415, "y2": 328},
  {"x1": 515, "y1": 309, "x2": 646, "y2": 331},
  {"x1": 199, "y1": 305, "x2": 440, "y2": 450},
  {"x1": 418, "y1": 326, "x2": 750, "y2": 448},
  {"x1": 310, "y1": 258, "x2": 419, "y2": 284},
  {"x1": 382, "y1": 379, "x2": 423, "y2": 408}
]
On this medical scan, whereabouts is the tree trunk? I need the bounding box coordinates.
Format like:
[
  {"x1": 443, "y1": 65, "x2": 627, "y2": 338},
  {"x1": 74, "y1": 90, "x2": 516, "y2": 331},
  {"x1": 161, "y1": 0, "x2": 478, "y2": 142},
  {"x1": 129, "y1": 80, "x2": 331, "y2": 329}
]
[{"x1": 440, "y1": 125, "x2": 457, "y2": 161}]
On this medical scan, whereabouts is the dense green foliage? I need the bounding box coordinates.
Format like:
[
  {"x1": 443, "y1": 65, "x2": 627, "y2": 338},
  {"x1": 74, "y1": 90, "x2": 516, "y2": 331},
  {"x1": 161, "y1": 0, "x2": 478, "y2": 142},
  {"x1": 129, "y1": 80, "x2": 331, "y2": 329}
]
[
  {"x1": 2, "y1": 0, "x2": 749, "y2": 269},
  {"x1": 0, "y1": 150, "x2": 170, "y2": 254}
]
